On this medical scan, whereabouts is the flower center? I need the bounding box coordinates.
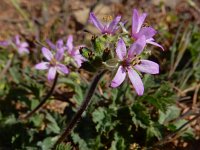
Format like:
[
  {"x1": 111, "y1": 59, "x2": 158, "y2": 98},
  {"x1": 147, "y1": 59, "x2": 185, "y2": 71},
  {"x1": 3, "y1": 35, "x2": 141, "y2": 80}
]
[
  {"x1": 121, "y1": 56, "x2": 141, "y2": 68},
  {"x1": 50, "y1": 58, "x2": 57, "y2": 66},
  {"x1": 121, "y1": 59, "x2": 130, "y2": 67}
]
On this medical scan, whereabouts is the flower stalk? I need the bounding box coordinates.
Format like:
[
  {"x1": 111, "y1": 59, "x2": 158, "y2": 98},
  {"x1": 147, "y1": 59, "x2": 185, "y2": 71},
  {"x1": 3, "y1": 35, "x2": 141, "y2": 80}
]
[
  {"x1": 21, "y1": 73, "x2": 59, "y2": 120},
  {"x1": 52, "y1": 70, "x2": 107, "y2": 149}
]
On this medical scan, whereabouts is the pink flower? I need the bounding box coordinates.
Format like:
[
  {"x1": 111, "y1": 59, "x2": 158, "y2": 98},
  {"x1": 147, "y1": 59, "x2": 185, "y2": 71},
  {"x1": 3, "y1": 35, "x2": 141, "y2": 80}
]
[
  {"x1": 13, "y1": 35, "x2": 30, "y2": 55},
  {"x1": 46, "y1": 39, "x2": 66, "y2": 52},
  {"x1": 89, "y1": 12, "x2": 121, "y2": 35},
  {"x1": 66, "y1": 35, "x2": 86, "y2": 67},
  {"x1": 132, "y1": 9, "x2": 164, "y2": 50},
  {"x1": 111, "y1": 37, "x2": 159, "y2": 96},
  {"x1": 0, "y1": 35, "x2": 29, "y2": 55},
  {"x1": 35, "y1": 47, "x2": 69, "y2": 81}
]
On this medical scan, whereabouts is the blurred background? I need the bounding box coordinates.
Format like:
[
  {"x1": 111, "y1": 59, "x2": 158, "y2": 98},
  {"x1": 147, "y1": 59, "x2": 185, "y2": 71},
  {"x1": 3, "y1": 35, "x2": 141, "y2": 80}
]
[{"x1": 0, "y1": 0, "x2": 200, "y2": 149}]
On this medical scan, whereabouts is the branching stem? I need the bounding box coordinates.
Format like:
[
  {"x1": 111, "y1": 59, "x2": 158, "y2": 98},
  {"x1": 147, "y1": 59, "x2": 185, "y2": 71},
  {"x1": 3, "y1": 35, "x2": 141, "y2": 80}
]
[
  {"x1": 21, "y1": 73, "x2": 59, "y2": 120},
  {"x1": 52, "y1": 70, "x2": 107, "y2": 149}
]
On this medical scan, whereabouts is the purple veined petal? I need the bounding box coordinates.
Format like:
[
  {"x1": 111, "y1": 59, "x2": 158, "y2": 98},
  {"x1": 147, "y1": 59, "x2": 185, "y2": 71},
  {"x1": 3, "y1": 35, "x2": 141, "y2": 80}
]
[
  {"x1": 128, "y1": 35, "x2": 146, "y2": 59},
  {"x1": 55, "y1": 48, "x2": 64, "y2": 61},
  {"x1": 138, "y1": 12, "x2": 147, "y2": 33},
  {"x1": 56, "y1": 39, "x2": 64, "y2": 49},
  {"x1": 0, "y1": 41, "x2": 10, "y2": 47},
  {"x1": 21, "y1": 42, "x2": 29, "y2": 48},
  {"x1": 14, "y1": 35, "x2": 20, "y2": 45},
  {"x1": 111, "y1": 65, "x2": 126, "y2": 88},
  {"x1": 66, "y1": 35, "x2": 73, "y2": 52},
  {"x1": 134, "y1": 60, "x2": 159, "y2": 74},
  {"x1": 127, "y1": 67, "x2": 144, "y2": 96},
  {"x1": 132, "y1": 9, "x2": 139, "y2": 34},
  {"x1": 89, "y1": 12, "x2": 104, "y2": 32},
  {"x1": 116, "y1": 38, "x2": 127, "y2": 60},
  {"x1": 18, "y1": 47, "x2": 29, "y2": 54},
  {"x1": 107, "y1": 15, "x2": 121, "y2": 34},
  {"x1": 47, "y1": 67, "x2": 57, "y2": 81},
  {"x1": 57, "y1": 64, "x2": 69, "y2": 74},
  {"x1": 73, "y1": 54, "x2": 86, "y2": 67},
  {"x1": 132, "y1": 9, "x2": 147, "y2": 35},
  {"x1": 137, "y1": 27, "x2": 157, "y2": 40},
  {"x1": 46, "y1": 39, "x2": 56, "y2": 50},
  {"x1": 112, "y1": 26, "x2": 120, "y2": 34},
  {"x1": 42, "y1": 47, "x2": 53, "y2": 61},
  {"x1": 146, "y1": 38, "x2": 164, "y2": 50},
  {"x1": 35, "y1": 62, "x2": 50, "y2": 70}
]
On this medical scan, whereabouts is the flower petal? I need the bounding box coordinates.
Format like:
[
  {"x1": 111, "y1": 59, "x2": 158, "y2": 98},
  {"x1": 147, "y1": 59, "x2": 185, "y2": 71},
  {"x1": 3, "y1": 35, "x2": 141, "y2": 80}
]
[
  {"x1": 111, "y1": 66, "x2": 126, "y2": 88},
  {"x1": 146, "y1": 38, "x2": 164, "y2": 50},
  {"x1": 18, "y1": 47, "x2": 29, "y2": 54},
  {"x1": 47, "y1": 67, "x2": 57, "y2": 81},
  {"x1": 55, "y1": 48, "x2": 64, "y2": 61},
  {"x1": 89, "y1": 12, "x2": 104, "y2": 32},
  {"x1": 14, "y1": 35, "x2": 20, "y2": 45},
  {"x1": 116, "y1": 38, "x2": 127, "y2": 60},
  {"x1": 46, "y1": 39, "x2": 56, "y2": 50},
  {"x1": 0, "y1": 41, "x2": 10, "y2": 47},
  {"x1": 42, "y1": 47, "x2": 53, "y2": 61},
  {"x1": 66, "y1": 35, "x2": 73, "y2": 52},
  {"x1": 136, "y1": 27, "x2": 157, "y2": 39},
  {"x1": 132, "y1": 9, "x2": 147, "y2": 34},
  {"x1": 21, "y1": 42, "x2": 29, "y2": 48},
  {"x1": 57, "y1": 64, "x2": 69, "y2": 74},
  {"x1": 127, "y1": 67, "x2": 144, "y2": 96},
  {"x1": 73, "y1": 54, "x2": 86, "y2": 67},
  {"x1": 107, "y1": 15, "x2": 121, "y2": 34},
  {"x1": 35, "y1": 62, "x2": 49, "y2": 70},
  {"x1": 128, "y1": 36, "x2": 146, "y2": 59},
  {"x1": 134, "y1": 60, "x2": 159, "y2": 74},
  {"x1": 56, "y1": 39, "x2": 64, "y2": 49}
]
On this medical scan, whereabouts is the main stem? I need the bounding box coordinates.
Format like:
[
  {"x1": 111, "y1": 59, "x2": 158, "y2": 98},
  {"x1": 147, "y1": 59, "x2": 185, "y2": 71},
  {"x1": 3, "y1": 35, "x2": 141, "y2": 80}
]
[
  {"x1": 22, "y1": 73, "x2": 59, "y2": 120},
  {"x1": 53, "y1": 70, "x2": 106, "y2": 148}
]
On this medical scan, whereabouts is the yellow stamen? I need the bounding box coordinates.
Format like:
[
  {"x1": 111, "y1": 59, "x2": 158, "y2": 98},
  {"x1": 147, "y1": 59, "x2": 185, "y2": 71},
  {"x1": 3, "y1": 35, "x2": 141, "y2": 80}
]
[
  {"x1": 50, "y1": 58, "x2": 57, "y2": 65},
  {"x1": 103, "y1": 15, "x2": 113, "y2": 22}
]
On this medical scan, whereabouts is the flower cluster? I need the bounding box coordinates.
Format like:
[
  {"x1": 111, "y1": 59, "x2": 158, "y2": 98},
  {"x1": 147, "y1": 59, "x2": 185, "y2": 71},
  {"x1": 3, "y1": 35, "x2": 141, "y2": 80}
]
[
  {"x1": 89, "y1": 9, "x2": 163, "y2": 95},
  {"x1": 33, "y1": 8, "x2": 163, "y2": 95},
  {"x1": 0, "y1": 35, "x2": 30, "y2": 55},
  {"x1": 35, "y1": 35, "x2": 86, "y2": 81}
]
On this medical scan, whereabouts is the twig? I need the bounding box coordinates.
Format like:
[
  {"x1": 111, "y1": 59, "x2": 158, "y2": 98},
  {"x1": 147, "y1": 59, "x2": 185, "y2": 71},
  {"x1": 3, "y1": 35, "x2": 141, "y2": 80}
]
[
  {"x1": 153, "y1": 113, "x2": 200, "y2": 147},
  {"x1": 52, "y1": 70, "x2": 106, "y2": 149},
  {"x1": 0, "y1": 54, "x2": 14, "y2": 80},
  {"x1": 20, "y1": 73, "x2": 59, "y2": 120},
  {"x1": 192, "y1": 84, "x2": 200, "y2": 109},
  {"x1": 182, "y1": 83, "x2": 200, "y2": 94}
]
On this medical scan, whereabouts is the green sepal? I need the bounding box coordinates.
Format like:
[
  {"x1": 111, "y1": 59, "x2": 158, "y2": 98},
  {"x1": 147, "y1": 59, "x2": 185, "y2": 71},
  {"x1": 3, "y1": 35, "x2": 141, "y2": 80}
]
[
  {"x1": 91, "y1": 35, "x2": 106, "y2": 56},
  {"x1": 102, "y1": 48, "x2": 111, "y2": 61},
  {"x1": 81, "y1": 61, "x2": 96, "y2": 72},
  {"x1": 80, "y1": 47, "x2": 95, "y2": 60},
  {"x1": 80, "y1": 56, "x2": 103, "y2": 72}
]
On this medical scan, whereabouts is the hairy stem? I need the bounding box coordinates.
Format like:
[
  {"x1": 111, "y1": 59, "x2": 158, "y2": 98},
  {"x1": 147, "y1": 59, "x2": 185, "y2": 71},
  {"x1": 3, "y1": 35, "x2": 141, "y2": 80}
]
[
  {"x1": 21, "y1": 73, "x2": 59, "y2": 120},
  {"x1": 53, "y1": 70, "x2": 106, "y2": 148}
]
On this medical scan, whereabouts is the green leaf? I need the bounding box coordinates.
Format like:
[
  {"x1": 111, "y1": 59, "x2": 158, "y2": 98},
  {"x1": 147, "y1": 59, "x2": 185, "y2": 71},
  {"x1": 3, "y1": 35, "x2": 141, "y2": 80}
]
[
  {"x1": 110, "y1": 133, "x2": 126, "y2": 150},
  {"x1": 56, "y1": 143, "x2": 72, "y2": 150},
  {"x1": 9, "y1": 67, "x2": 21, "y2": 83},
  {"x1": 30, "y1": 113, "x2": 43, "y2": 127},
  {"x1": 130, "y1": 103, "x2": 150, "y2": 129},
  {"x1": 146, "y1": 123, "x2": 162, "y2": 140},
  {"x1": 37, "y1": 137, "x2": 57, "y2": 150},
  {"x1": 92, "y1": 107, "x2": 117, "y2": 134},
  {"x1": 158, "y1": 105, "x2": 181, "y2": 124},
  {"x1": 71, "y1": 132, "x2": 89, "y2": 150},
  {"x1": 45, "y1": 112, "x2": 60, "y2": 134}
]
